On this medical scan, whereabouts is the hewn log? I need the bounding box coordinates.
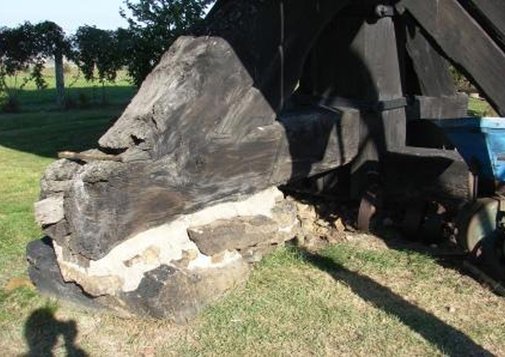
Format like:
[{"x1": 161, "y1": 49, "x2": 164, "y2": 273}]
[
  {"x1": 61, "y1": 107, "x2": 358, "y2": 260},
  {"x1": 33, "y1": 0, "x2": 360, "y2": 262}
]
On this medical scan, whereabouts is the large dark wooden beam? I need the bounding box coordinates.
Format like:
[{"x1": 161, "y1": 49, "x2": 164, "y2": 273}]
[
  {"x1": 463, "y1": 0, "x2": 505, "y2": 50},
  {"x1": 397, "y1": 0, "x2": 505, "y2": 116},
  {"x1": 61, "y1": 107, "x2": 360, "y2": 260},
  {"x1": 298, "y1": 11, "x2": 407, "y2": 198},
  {"x1": 402, "y1": 16, "x2": 457, "y2": 97},
  {"x1": 298, "y1": 14, "x2": 405, "y2": 118},
  {"x1": 407, "y1": 95, "x2": 468, "y2": 121},
  {"x1": 383, "y1": 147, "x2": 469, "y2": 208}
]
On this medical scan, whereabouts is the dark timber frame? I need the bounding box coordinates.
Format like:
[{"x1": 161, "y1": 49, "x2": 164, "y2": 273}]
[{"x1": 33, "y1": 0, "x2": 505, "y2": 266}]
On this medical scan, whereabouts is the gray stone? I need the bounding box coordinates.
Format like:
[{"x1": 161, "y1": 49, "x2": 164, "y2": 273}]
[
  {"x1": 187, "y1": 199, "x2": 298, "y2": 257},
  {"x1": 40, "y1": 159, "x2": 82, "y2": 198},
  {"x1": 187, "y1": 215, "x2": 281, "y2": 256},
  {"x1": 119, "y1": 260, "x2": 250, "y2": 322},
  {"x1": 26, "y1": 238, "x2": 102, "y2": 310},
  {"x1": 34, "y1": 194, "x2": 64, "y2": 226}
]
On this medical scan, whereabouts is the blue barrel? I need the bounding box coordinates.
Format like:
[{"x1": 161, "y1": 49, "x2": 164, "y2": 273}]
[{"x1": 432, "y1": 117, "x2": 505, "y2": 182}]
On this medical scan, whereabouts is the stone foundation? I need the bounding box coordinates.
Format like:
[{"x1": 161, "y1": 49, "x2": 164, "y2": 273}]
[{"x1": 29, "y1": 186, "x2": 300, "y2": 321}]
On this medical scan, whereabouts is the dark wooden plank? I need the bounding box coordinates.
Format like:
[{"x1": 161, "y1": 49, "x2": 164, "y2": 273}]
[
  {"x1": 464, "y1": 0, "x2": 505, "y2": 49},
  {"x1": 407, "y1": 94, "x2": 469, "y2": 121},
  {"x1": 398, "y1": 0, "x2": 505, "y2": 115},
  {"x1": 383, "y1": 147, "x2": 469, "y2": 208},
  {"x1": 402, "y1": 17, "x2": 457, "y2": 97}
]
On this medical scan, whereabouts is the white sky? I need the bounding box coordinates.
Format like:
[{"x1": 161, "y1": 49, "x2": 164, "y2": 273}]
[{"x1": 1, "y1": 0, "x2": 129, "y2": 34}]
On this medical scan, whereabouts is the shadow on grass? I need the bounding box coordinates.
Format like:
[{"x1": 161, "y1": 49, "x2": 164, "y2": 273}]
[
  {"x1": 0, "y1": 85, "x2": 135, "y2": 158},
  {"x1": 296, "y1": 246, "x2": 492, "y2": 356},
  {"x1": 0, "y1": 107, "x2": 128, "y2": 160},
  {"x1": 24, "y1": 308, "x2": 87, "y2": 357}
]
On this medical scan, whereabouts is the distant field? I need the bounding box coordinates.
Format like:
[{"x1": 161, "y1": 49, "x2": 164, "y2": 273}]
[
  {"x1": 2, "y1": 68, "x2": 136, "y2": 112},
  {"x1": 0, "y1": 76, "x2": 504, "y2": 356}
]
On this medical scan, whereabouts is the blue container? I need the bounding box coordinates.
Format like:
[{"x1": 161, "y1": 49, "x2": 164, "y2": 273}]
[{"x1": 431, "y1": 117, "x2": 505, "y2": 182}]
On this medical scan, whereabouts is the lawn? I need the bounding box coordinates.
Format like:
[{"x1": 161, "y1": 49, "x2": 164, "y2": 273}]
[{"x1": 0, "y1": 78, "x2": 504, "y2": 356}]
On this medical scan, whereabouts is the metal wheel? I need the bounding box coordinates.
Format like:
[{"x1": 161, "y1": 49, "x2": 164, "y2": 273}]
[
  {"x1": 457, "y1": 197, "x2": 505, "y2": 281},
  {"x1": 457, "y1": 198, "x2": 499, "y2": 252}
]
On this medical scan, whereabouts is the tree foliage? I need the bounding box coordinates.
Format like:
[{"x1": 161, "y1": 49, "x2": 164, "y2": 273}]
[
  {"x1": 0, "y1": 0, "x2": 216, "y2": 111},
  {"x1": 0, "y1": 21, "x2": 69, "y2": 109},
  {"x1": 0, "y1": 23, "x2": 37, "y2": 89},
  {"x1": 0, "y1": 22, "x2": 68, "y2": 86},
  {"x1": 71, "y1": 26, "x2": 124, "y2": 83},
  {"x1": 120, "y1": 0, "x2": 214, "y2": 85}
]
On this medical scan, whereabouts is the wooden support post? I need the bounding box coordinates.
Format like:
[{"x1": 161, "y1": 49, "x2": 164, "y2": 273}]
[
  {"x1": 54, "y1": 51, "x2": 65, "y2": 108},
  {"x1": 402, "y1": 16, "x2": 457, "y2": 97},
  {"x1": 298, "y1": 11, "x2": 407, "y2": 197}
]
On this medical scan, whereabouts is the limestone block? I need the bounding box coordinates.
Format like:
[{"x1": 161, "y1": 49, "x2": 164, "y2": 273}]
[{"x1": 34, "y1": 194, "x2": 64, "y2": 226}]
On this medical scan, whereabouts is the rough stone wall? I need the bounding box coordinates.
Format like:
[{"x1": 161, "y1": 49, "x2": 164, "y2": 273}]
[{"x1": 31, "y1": 186, "x2": 301, "y2": 321}]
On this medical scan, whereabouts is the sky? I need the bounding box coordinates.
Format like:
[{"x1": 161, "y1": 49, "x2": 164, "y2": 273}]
[{"x1": 1, "y1": 0, "x2": 129, "y2": 34}]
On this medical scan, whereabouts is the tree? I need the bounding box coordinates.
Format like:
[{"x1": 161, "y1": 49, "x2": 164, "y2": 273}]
[
  {"x1": 71, "y1": 26, "x2": 125, "y2": 102},
  {"x1": 0, "y1": 22, "x2": 70, "y2": 110},
  {"x1": 120, "y1": 0, "x2": 215, "y2": 86},
  {"x1": 0, "y1": 23, "x2": 38, "y2": 111},
  {"x1": 33, "y1": 21, "x2": 69, "y2": 107}
]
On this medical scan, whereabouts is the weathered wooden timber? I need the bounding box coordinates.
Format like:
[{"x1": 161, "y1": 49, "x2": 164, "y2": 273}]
[
  {"x1": 383, "y1": 147, "x2": 470, "y2": 208},
  {"x1": 402, "y1": 17, "x2": 457, "y2": 97},
  {"x1": 460, "y1": 0, "x2": 505, "y2": 51}
]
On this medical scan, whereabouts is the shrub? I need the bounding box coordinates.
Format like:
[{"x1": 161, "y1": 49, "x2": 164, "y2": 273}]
[{"x1": 1, "y1": 95, "x2": 20, "y2": 113}]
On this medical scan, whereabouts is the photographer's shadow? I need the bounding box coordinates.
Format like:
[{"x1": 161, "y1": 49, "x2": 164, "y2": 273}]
[{"x1": 24, "y1": 308, "x2": 87, "y2": 357}]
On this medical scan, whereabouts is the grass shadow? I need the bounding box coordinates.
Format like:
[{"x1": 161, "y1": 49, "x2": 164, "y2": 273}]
[
  {"x1": 295, "y1": 246, "x2": 493, "y2": 356},
  {"x1": 0, "y1": 85, "x2": 135, "y2": 159},
  {"x1": 0, "y1": 108, "x2": 120, "y2": 159}
]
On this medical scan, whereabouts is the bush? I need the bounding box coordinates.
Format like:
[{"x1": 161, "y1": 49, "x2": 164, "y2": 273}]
[
  {"x1": 1, "y1": 95, "x2": 21, "y2": 113},
  {"x1": 63, "y1": 96, "x2": 77, "y2": 110},
  {"x1": 77, "y1": 92, "x2": 90, "y2": 108},
  {"x1": 449, "y1": 66, "x2": 476, "y2": 93}
]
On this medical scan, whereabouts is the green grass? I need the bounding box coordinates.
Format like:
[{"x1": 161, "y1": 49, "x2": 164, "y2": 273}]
[
  {"x1": 0, "y1": 109, "x2": 118, "y2": 285},
  {"x1": 1, "y1": 79, "x2": 505, "y2": 355},
  {"x1": 468, "y1": 97, "x2": 498, "y2": 117},
  {"x1": 3, "y1": 68, "x2": 135, "y2": 112}
]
